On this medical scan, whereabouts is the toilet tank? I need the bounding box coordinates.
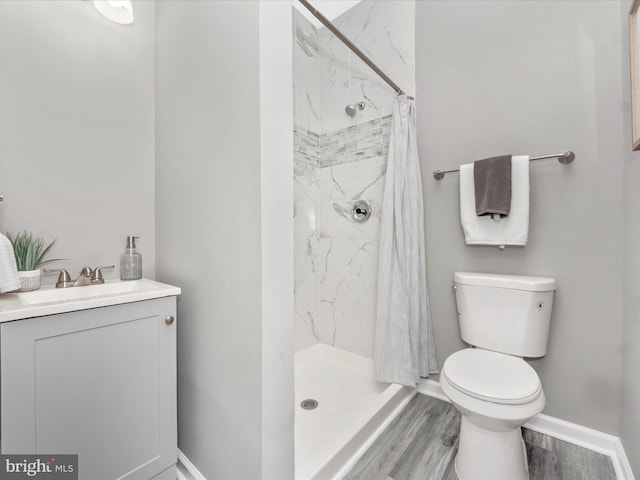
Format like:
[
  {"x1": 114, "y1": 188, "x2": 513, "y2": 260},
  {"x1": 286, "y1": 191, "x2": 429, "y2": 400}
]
[{"x1": 453, "y1": 272, "x2": 556, "y2": 357}]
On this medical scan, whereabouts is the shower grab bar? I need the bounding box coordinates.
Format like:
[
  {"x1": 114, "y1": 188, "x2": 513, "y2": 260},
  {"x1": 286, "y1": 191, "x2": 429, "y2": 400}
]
[{"x1": 433, "y1": 151, "x2": 575, "y2": 180}]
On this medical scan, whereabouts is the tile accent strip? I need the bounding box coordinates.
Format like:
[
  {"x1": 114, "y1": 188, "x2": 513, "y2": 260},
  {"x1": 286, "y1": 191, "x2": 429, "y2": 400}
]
[
  {"x1": 294, "y1": 115, "x2": 392, "y2": 168},
  {"x1": 293, "y1": 125, "x2": 319, "y2": 166}
]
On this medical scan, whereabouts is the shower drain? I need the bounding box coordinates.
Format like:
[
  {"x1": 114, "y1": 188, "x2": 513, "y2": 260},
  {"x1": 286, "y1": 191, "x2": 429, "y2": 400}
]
[{"x1": 300, "y1": 399, "x2": 318, "y2": 410}]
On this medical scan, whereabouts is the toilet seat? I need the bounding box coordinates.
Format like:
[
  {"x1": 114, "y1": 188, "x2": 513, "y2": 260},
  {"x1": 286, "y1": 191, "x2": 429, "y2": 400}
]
[{"x1": 442, "y1": 348, "x2": 541, "y2": 405}]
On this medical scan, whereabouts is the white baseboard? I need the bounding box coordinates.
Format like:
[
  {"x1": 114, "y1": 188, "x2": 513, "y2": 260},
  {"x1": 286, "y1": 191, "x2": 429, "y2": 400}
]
[
  {"x1": 418, "y1": 378, "x2": 450, "y2": 402},
  {"x1": 417, "y1": 379, "x2": 635, "y2": 480},
  {"x1": 177, "y1": 449, "x2": 207, "y2": 480},
  {"x1": 524, "y1": 413, "x2": 635, "y2": 480}
]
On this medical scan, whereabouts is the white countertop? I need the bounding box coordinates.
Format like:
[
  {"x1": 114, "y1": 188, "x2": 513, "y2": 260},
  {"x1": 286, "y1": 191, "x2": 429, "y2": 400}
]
[{"x1": 0, "y1": 278, "x2": 181, "y2": 323}]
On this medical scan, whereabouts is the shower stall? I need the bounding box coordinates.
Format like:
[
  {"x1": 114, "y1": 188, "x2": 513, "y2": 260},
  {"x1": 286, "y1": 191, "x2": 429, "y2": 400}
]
[{"x1": 292, "y1": 1, "x2": 416, "y2": 477}]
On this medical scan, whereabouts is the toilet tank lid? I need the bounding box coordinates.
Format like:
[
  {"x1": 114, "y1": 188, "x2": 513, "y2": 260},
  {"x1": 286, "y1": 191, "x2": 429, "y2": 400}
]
[{"x1": 454, "y1": 272, "x2": 556, "y2": 291}]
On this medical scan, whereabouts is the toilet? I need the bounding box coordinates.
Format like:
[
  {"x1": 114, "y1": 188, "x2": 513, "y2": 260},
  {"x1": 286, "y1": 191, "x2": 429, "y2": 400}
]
[{"x1": 440, "y1": 272, "x2": 556, "y2": 480}]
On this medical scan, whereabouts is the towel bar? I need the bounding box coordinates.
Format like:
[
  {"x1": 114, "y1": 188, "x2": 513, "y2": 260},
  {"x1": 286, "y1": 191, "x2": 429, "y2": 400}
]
[{"x1": 433, "y1": 151, "x2": 575, "y2": 180}]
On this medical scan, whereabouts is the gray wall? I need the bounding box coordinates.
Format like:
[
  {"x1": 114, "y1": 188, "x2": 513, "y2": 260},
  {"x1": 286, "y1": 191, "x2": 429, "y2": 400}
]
[
  {"x1": 155, "y1": 2, "x2": 264, "y2": 478},
  {"x1": 416, "y1": 1, "x2": 624, "y2": 434},
  {"x1": 0, "y1": 1, "x2": 156, "y2": 280},
  {"x1": 622, "y1": 0, "x2": 640, "y2": 474},
  {"x1": 0, "y1": 2, "x2": 294, "y2": 478}
]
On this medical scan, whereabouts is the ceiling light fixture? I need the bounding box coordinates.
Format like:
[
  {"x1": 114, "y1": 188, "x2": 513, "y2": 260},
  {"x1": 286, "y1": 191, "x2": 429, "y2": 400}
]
[{"x1": 93, "y1": 0, "x2": 134, "y2": 25}]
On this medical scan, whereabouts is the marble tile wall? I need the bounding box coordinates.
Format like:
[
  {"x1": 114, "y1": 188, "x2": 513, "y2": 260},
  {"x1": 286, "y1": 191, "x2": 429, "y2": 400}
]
[
  {"x1": 318, "y1": 0, "x2": 415, "y2": 133},
  {"x1": 293, "y1": 9, "x2": 320, "y2": 133},
  {"x1": 293, "y1": 1, "x2": 414, "y2": 358},
  {"x1": 294, "y1": 117, "x2": 391, "y2": 357}
]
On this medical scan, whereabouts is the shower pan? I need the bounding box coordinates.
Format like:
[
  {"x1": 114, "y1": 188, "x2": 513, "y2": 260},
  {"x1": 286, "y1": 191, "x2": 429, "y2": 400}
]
[{"x1": 295, "y1": 344, "x2": 412, "y2": 479}]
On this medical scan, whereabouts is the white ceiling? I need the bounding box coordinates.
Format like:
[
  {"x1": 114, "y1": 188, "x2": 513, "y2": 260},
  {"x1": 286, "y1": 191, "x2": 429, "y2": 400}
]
[{"x1": 292, "y1": 0, "x2": 362, "y2": 29}]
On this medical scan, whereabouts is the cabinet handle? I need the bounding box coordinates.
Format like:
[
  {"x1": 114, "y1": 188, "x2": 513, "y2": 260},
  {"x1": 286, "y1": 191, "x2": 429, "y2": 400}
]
[{"x1": 165, "y1": 315, "x2": 175, "y2": 325}]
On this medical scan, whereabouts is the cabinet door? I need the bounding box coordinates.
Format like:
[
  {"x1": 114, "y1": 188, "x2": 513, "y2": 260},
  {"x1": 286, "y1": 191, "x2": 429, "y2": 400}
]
[{"x1": 1, "y1": 297, "x2": 177, "y2": 480}]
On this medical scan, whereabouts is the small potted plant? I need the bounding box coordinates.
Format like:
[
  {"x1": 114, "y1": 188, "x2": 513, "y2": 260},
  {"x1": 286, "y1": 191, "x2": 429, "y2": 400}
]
[{"x1": 5, "y1": 231, "x2": 61, "y2": 292}]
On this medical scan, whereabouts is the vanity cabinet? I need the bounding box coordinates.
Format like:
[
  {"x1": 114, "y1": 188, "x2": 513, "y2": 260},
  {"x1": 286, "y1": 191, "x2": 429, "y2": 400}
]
[{"x1": 0, "y1": 296, "x2": 177, "y2": 480}]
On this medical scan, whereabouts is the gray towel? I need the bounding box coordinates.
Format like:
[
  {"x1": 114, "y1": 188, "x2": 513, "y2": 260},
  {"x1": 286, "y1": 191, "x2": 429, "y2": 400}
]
[{"x1": 474, "y1": 155, "x2": 512, "y2": 217}]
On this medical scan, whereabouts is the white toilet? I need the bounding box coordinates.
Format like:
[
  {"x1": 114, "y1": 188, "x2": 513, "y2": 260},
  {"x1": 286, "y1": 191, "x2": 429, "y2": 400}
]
[{"x1": 440, "y1": 272, "x2": 556, "y2": 480}]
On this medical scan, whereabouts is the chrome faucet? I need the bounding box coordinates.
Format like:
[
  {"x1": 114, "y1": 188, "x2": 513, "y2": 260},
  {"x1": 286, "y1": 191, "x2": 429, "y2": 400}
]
[
  {"x1": 43, "y1": 269, "x2": 73, "y2": 288},
  {"x1": 74, "y1": 266, "x2": 93, "y2": 286},
  {"x1": 44, "y1": 266, "x2": 114, "y2": 288},
  {"x1": 91, "y1": 265, "x2": 114, "y2": 284}
]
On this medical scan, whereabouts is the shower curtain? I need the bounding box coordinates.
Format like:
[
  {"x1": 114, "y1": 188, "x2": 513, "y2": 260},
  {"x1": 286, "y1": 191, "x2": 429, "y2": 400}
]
[{"x1": 374, "y1": 95, "x2": 437, "y2": 387}]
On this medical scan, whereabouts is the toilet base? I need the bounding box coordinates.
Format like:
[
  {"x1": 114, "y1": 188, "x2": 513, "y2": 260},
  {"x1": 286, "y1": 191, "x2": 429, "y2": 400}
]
[{"x1": 455, "y1": 415, "x2": 529, "y2": 480}]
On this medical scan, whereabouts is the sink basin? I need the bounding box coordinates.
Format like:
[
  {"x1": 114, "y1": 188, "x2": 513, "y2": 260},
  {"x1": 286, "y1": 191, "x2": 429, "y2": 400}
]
[
  {"x1": 17, "y1": 281, "x2": 140, "y2": 305},
  {"x1": 0, "y1": 278, "x2": 181, "y2": 322}
]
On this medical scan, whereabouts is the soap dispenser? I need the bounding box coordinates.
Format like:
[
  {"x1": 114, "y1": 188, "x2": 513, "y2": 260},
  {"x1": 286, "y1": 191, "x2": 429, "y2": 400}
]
[{"x1": 120, "y1": 235, "x2": 142, "y2": 281}]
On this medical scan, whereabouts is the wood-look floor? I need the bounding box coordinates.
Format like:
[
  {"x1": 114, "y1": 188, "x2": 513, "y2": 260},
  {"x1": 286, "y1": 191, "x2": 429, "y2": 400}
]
[{"x1": 344, "y1": 394, "x2": 617, "y2": 480}]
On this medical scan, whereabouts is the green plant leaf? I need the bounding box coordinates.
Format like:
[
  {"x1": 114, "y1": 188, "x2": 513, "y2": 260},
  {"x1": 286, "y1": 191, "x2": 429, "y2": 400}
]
[{"x1": 5, "y1": 231, "x2": 62, "y2": 271}]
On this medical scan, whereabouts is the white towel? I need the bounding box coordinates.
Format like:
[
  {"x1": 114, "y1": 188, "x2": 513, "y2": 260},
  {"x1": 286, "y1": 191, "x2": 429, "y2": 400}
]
[
  {"x1": 0, "y1": 233, "x2": 20, "y2": 293},
  {"x1": 460, "y1": 155, "x2": 529, "y2": 246}
]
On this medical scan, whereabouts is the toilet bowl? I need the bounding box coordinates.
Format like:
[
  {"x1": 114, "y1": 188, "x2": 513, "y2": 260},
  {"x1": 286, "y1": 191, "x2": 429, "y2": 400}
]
[
  {"x1": 442, "y1": 272, "x2": 555, "y2": 479},
  {"x1": 440, "y1": 348, "x2": 546, "y2": 480}
]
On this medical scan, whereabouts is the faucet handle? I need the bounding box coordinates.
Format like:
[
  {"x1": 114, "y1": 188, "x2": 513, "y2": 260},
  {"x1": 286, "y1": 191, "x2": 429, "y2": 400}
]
[
  {"x1": 91, "y1": 265, "x2": 114, "y2": 284},
  {"x1": 79, "y1": 266, "x2": 92, "y2": 277},
  {"x1": 43, "y1": 269, "x2": 72, "y2": 288}
]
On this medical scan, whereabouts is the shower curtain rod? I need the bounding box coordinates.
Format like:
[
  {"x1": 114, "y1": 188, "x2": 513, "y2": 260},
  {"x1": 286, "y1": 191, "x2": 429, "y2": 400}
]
[{"x1": 298, "y1": 0, "x2": 413, "y2": 99}]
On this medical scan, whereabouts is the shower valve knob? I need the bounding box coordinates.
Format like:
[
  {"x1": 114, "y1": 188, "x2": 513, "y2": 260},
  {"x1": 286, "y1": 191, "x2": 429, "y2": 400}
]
[{"x1": 352, "y1": 200, "x2": 372, "y2": 223}]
